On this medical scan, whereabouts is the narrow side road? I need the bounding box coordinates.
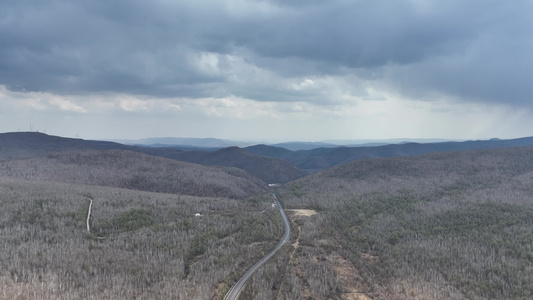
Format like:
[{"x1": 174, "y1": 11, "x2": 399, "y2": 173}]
[
  {"x1": 85, "y1": 196, "x2": 104, "y2": 239},
  {"x1": 86, "y1": 197, "x2": 93, "y2": 234},
  {"x1": 224, "y1": 193, "x2": 291, "y2": 300}
]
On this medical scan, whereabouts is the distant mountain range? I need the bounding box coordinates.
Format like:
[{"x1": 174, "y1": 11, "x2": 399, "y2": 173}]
[
  {"x1": 112, "y1": 137, "x2": 460, "y2": 151},
  {"x1": 244, "y1": 137, "x2": 533, "y2": 172},
  {"x1": 3, "y1": 132, "x2": 533, "y2": 184}
]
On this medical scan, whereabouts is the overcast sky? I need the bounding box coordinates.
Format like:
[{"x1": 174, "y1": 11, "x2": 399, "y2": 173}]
[{"x1": 1, "y1": 0, "x2": 533, "y2": 142}]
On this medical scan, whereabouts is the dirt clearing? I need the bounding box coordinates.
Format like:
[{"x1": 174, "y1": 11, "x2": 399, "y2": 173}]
[{"x1": 287, "y1": 209, "x2": 317, "y2": 217}]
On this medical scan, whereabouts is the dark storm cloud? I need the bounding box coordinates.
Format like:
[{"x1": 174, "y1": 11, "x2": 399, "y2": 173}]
[
  {"x1": 1, "y1": 0, "x2": 532, "y2": 106},
  {"x1": 0, "y1": 0, "x2": 203, "y2": 95}
]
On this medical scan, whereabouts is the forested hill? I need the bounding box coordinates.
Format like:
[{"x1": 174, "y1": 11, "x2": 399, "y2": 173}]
[
  {"x1": 0, "y1": 132, "x2": 131, "y2": 160},
  {"x1": 0, "y1": 132, "x2": 306, "y2": 183},
  {"x1": 245, "y1": 136, "x2": 533, "y2": 172},
  {"x1": 0, "y1": 150, "x2": 265, "y2": 199},
  {"x1": 149, "y1": 146, "x2": 307, "y2": 184},
  {"x1": 275, "y1": 146, "x2": 533, "y2": 299}
]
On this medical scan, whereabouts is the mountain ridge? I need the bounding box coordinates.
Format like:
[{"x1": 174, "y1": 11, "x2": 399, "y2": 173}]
[
  {"x1": 0, "y1": 132, "x2": 306, "y2": 183},
  {"x1": 244, "y1": 136, "x2": 533, "y2": 172}
]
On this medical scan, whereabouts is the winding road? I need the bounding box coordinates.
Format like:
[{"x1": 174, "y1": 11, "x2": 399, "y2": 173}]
[{"x1": 223, "y1": 193, "x2": 291, "y2": 300}]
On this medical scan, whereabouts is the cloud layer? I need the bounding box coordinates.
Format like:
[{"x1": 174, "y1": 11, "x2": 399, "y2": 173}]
[{"x1": 1, "y1": 0, "x2": 532, "y2": 140}]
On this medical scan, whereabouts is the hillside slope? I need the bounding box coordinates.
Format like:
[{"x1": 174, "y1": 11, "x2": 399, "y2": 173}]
[
  {"x1": 157, "y1": 146, "x2": 307, "y2": 184},
  {"x1": 0, "y1": 150, "x2": 265, "y2": 199},
  {"x1": 273, "y1": 146, "x2": 533, "y2": 299}
]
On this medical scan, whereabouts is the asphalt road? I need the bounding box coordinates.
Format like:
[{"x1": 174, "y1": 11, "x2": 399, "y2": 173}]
[{"x1": 223, "y1": 193, "x2": 291, "y2": 300}]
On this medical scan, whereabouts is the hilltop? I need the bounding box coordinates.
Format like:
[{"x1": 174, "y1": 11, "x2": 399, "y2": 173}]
[{"x1": 0, "y1": 132, "x2": 130, "y2": 160}]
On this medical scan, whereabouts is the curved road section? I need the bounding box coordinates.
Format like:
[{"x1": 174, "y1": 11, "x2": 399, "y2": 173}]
[
  {"x1": 224, "y1": 193, "x2": 291, "y2": 300},
  {"x1": 86, "y1": 197, "x2": 93, "y2": 234}
]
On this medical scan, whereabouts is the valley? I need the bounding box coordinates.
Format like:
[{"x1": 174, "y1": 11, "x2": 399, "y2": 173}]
[{"x1": 1, "y1": 132, "x2": 533, "y2": 299}]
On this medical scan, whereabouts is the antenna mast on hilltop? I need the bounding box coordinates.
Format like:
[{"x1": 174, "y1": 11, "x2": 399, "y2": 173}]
[{"x1": 29, "y1": 123, "x2": 41, "y2": 133}]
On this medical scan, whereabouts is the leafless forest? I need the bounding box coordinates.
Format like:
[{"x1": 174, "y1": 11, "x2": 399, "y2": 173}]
[
  {"x1": 0, "y1": 150, "x2": 265, "y2": 199},
  {"x1": 275, "y1": 147, "x2": 533, "y2": 299},
  {"x1": 0, "y1": 177, "x2": 283, "y2": 299},
  {"x1": 2, "y1": 145, "x2": 533, "y2": 299}
]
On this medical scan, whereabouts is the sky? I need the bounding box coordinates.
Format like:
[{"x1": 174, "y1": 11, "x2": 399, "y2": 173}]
[{"x1": 1, "y1": 0, "x2": 533, "y2": 142}]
